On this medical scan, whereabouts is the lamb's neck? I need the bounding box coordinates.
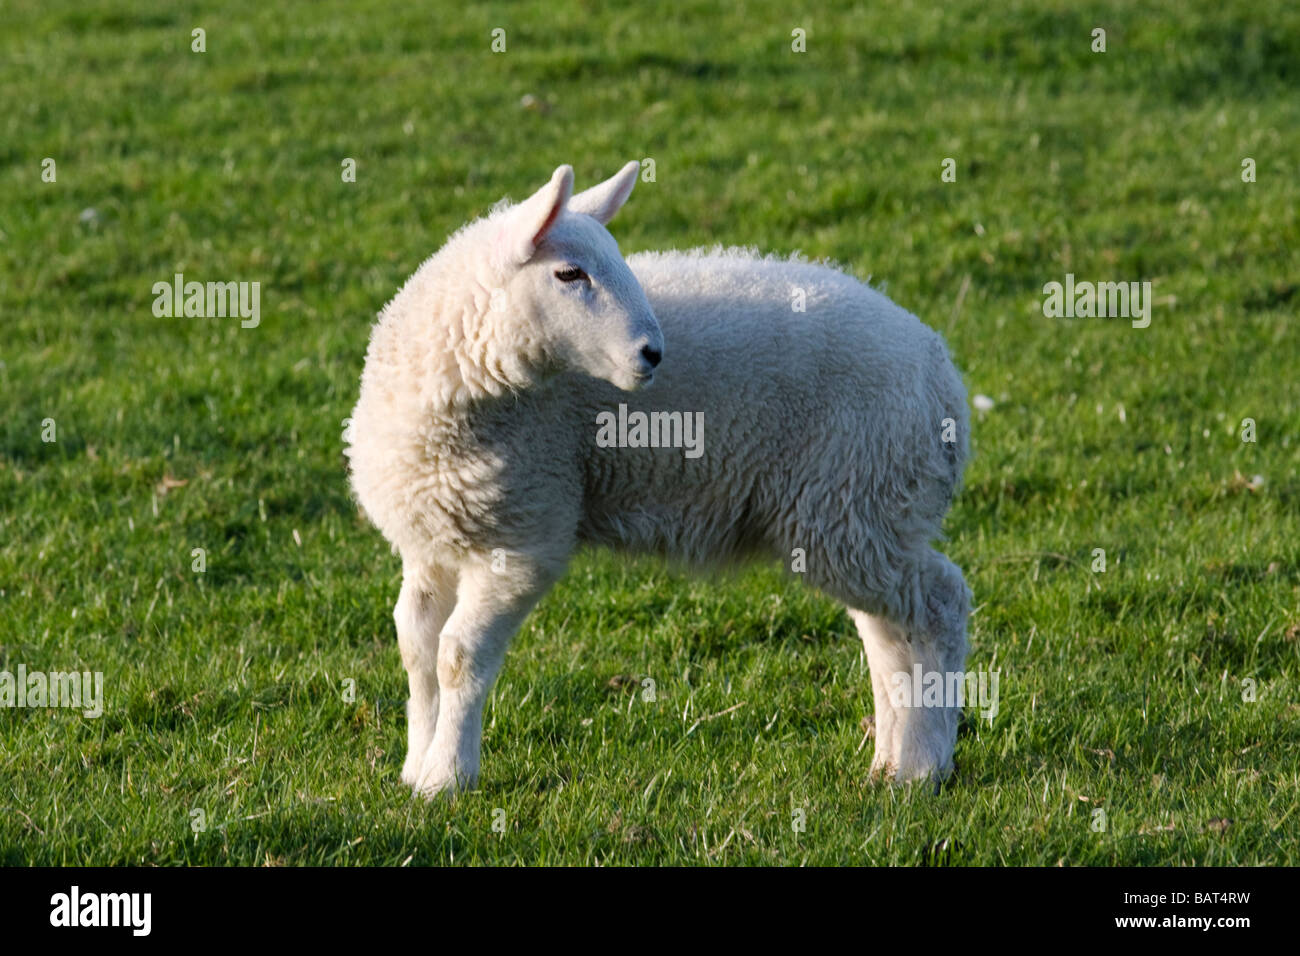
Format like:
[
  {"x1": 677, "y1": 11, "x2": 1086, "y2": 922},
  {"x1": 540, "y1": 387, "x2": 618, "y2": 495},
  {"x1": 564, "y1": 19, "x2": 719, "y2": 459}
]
[{"x1": 383, "y1": 266, "x2": 536, "y2": 416}]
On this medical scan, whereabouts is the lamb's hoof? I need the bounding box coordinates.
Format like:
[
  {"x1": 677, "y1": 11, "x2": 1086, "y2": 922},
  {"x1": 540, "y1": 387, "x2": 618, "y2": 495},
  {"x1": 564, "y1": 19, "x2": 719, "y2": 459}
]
[
  {"x1": 893, "y1": 759, "x2": 953, "y2": 795},
  {"x1": 867, "y1": 756, "x2": 895, "y2": 783},
  {"x1": 412, "y1": 763, "x2": 476, "y2": 801},
  {"x1": 870, "y1": 752, "x2": 952, "y2": 794},
  {"x1": 400, "y1": 754, "x2": 425, "y2": 789}
]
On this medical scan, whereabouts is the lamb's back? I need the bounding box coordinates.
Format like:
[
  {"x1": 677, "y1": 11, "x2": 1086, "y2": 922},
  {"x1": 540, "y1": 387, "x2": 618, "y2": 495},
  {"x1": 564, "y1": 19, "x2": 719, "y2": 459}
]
[
  {"x1": 570, "y1": 248, "x2": 966, "y2": 561},
  {"x1": 625, "y1": 247, "x2": 952, "y2": 428}
]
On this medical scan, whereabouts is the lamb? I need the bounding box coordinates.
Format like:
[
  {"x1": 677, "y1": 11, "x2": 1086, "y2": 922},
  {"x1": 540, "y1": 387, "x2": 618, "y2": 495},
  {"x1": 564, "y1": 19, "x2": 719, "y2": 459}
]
[{"x1": 346, "y1": 162, "x2": 971, "y2": 798}]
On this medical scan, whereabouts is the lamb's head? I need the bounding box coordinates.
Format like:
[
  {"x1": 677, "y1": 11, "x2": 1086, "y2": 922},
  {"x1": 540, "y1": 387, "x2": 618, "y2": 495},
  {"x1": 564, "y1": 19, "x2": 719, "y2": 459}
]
[{"x1": 486, "y1": 162, "x2": 663, "y2": 392}]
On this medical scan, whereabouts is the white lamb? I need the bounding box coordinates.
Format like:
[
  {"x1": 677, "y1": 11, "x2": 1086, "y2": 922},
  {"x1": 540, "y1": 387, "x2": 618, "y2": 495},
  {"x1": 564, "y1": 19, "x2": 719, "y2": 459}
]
[{"x1": 346, "y1": 162, "x2": 971, "y2": 798}]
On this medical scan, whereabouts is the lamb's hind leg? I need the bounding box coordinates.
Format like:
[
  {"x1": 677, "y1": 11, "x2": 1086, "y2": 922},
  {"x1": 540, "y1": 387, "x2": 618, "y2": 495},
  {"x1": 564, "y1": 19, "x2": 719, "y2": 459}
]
[
  {"x1": 848, "y1": 609, "x2": 905, "y2": 781},
  {"x1": 395, "y1": 564, "x2": 457, "y2": 787},
  {"x1": 849, "y1": 549, "x2": 970, "y2": 786}
]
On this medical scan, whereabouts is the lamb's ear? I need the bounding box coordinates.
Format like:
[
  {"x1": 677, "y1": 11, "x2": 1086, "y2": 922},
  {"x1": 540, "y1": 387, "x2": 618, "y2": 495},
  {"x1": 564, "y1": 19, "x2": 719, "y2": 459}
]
[
  {"x1": 497, "y1": 165, "x2": 574, "y2": 265},
  {"x1": 568, "y1": 161, "x2": 640, "y2": 225}
]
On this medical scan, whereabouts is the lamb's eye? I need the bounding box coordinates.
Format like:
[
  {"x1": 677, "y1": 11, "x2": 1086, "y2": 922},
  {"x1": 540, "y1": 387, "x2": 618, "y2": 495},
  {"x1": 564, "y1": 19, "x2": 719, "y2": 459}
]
[{"x1": 554, "y1": 266, "x2": 589, "y2": 283}]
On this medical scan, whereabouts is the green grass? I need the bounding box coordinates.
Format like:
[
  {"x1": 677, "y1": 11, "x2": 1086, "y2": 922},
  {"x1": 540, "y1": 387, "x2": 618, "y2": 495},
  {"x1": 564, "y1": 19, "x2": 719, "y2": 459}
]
[{"x1": 2, "y1": 0, "x2": 1298, "y2": 865}]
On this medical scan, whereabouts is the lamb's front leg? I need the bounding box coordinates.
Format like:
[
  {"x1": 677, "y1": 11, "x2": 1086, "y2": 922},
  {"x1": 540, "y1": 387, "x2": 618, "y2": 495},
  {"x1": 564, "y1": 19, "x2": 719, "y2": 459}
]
[
  {"x1": 413, "y1": 555, "x2": 556, "y2": 799},
  {"x1": 395, "y1": 565, "x2": 457, "y2": 787}
]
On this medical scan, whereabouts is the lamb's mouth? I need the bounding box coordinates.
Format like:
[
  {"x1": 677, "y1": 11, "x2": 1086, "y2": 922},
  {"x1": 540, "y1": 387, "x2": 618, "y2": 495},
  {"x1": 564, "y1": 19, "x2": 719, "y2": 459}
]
[{"x1": 603, "y1": 350, "x2": 655, "y2": 390}]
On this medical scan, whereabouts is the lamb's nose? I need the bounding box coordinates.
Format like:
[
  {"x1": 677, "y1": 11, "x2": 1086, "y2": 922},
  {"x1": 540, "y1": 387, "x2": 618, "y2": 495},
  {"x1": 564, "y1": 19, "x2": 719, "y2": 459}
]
[{"x1": 640, "y1": 345, "x2": 662, "y2": 368}]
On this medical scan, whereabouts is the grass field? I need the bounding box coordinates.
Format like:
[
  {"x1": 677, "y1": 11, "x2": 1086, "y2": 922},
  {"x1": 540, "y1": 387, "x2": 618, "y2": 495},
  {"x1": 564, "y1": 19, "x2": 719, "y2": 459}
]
[{"x1": 2, "y1": 0, "x2": 1298, "y2": 865}]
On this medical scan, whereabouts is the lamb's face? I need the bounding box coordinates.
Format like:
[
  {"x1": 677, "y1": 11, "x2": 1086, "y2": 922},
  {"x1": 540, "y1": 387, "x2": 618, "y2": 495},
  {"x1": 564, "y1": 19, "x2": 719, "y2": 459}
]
[
  {"x1": 512, "y1": 213, "x2": 662, "y2": 392},
  {"x1": 489, "y1": 163, "x2": 663, "y2": 392}
]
